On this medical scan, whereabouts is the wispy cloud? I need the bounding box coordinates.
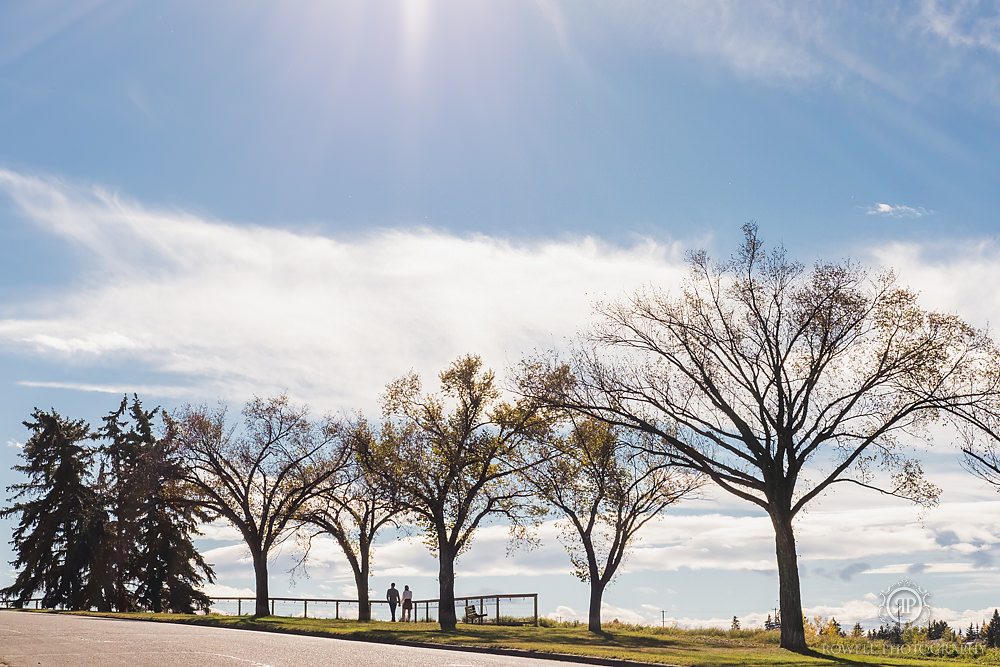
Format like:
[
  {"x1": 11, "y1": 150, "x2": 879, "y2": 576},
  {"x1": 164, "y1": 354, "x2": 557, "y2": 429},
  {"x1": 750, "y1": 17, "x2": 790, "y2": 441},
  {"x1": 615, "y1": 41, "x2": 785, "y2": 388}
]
[
  {"x1": 566, "y1": 1, "x2": 1000, "y2": 109},
  {"x1": 16, "y1": 380, "x2": 195, "y2": 398},
  {"x1": 917, "y1": 0, "x2": 1000, "y2": 55},
  {"x1": 0, "y1": 168, "x2": 688, "y2": 412},
  {"x1": 609, "y1": 0, "x2": 827, "y2": 83},
  {"x1": 865, "y1": 202, "x2": 932, "y2": 218}
]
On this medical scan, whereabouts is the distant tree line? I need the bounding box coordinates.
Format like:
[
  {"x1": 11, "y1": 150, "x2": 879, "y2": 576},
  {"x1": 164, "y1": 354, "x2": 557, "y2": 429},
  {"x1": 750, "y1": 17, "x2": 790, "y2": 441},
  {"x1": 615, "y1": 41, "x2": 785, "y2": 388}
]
[
  {"x1": 6, "y1": 225, "x2": 1000, "y2": 651},
  {"x1": 752, "y1": 613, "x2": 1000, "y2": 648},
  {"x1": 862, "y1": 612, "x2": 1000, "y2": 647}
]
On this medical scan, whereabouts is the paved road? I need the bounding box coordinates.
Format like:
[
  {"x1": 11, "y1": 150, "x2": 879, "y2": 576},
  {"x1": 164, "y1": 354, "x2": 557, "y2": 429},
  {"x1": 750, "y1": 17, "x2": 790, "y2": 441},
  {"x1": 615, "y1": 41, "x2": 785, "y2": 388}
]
[{"x1": 0, "y1": 611, "x2": 571, "y2": 667}]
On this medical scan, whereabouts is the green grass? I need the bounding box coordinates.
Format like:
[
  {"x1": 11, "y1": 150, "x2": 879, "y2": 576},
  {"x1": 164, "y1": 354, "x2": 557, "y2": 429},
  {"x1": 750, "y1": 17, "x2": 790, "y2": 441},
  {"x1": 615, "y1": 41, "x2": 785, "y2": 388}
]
[{"x1": 22, "y1": 610, "x2": 1000, "y2": 666}]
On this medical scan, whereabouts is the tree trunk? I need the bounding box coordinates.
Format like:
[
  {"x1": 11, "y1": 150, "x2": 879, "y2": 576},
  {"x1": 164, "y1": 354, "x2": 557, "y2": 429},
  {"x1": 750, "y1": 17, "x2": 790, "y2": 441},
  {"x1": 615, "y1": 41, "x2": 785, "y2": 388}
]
[
  {"x1": 588, "y1": 579, "x2": 606, "y2": 634},
  {"x1": 251, "y1": 549, "x2": 270, "y2": 617},
  {"x1": 438, "y1": 544, "x2": 457, "y2": 631},
  {"x1": 355, "y1": 550, "x2": 371, "y2": 622},
  {"x1": 770, "y1": 510, "x2": 807, "y2": 651}
]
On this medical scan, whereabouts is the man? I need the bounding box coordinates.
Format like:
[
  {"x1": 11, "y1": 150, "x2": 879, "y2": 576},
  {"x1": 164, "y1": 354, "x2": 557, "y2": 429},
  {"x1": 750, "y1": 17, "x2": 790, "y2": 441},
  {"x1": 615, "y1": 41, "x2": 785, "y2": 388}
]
[
  {"x1": 401, "y1": 585, "x2": 413, "y2": 622},
  {"x1": 386, "y1": 582, "x2": 400, "y2": 622}
]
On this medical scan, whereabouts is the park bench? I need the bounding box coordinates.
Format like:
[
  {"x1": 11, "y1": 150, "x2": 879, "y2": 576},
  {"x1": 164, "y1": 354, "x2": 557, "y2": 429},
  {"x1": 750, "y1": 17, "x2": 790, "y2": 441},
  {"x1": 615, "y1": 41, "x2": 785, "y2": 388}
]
[{"x1": 463, "y1": 604, "x2": 488, "y2": 624}]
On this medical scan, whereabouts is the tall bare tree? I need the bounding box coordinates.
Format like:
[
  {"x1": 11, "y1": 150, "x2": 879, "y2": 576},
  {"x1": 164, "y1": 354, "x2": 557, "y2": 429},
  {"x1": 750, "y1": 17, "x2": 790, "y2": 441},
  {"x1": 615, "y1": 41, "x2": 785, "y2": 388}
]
[
  {"x1": 522, "y1": 417, "x2": 700, "y2": 633},
  {"x1": 520, "y1": 224, "x2": 1000, "y2": 651},
  {"x1": 297, "y1": 417, "x2": 405, "y2": 621},
  {"x1": 169, "y1": 395, "x2": 345, "y2": 617},
  {"x1": 357, "y1": 355, "x2": 554, "y2": 631}
]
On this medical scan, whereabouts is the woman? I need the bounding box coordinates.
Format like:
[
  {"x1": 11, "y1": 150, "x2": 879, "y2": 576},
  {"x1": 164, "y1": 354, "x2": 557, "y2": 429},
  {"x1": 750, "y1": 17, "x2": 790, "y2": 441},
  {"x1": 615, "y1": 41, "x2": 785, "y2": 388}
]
[{"x1": 401, "y1": 585, "x2": 413, "y2": 622}]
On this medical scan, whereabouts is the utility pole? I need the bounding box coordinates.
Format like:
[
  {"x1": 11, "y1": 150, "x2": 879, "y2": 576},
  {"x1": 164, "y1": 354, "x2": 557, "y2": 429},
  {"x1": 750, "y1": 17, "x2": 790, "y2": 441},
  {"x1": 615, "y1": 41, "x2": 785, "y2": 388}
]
[{"x1": 661, "y1": 610, "x2": 665, "y2": 628}]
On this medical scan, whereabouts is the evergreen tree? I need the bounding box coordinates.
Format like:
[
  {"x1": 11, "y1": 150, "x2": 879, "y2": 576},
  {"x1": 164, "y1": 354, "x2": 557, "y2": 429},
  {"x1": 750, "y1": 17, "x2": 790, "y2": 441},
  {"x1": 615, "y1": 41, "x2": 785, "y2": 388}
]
[
  {"x1": 987, "y1": 610, "x2": 1000, "y2": 648},
  {"x1": 133, "y1": 402, "x2": 215, "y2": 613},
  {"x1": 1, "y1": 410, "x2": 101, "y2": 609},
  {"x1": 93, "y1": 396, "x2": 145, "y2": 611},
  {"x1": 104, "y1": 396, "x2": 215, "y2": 613},
  {"x1": 927, "y1": 619, "x2": 949, "y2": 641},
  {"x1": 851, "y1": 621, "x2": 864, "y2": 638}
]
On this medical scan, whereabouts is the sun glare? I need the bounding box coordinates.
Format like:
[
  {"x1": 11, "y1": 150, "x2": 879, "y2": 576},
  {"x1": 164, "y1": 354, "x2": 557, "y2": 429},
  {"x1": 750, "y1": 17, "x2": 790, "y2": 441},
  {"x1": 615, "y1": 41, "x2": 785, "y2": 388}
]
[{"x1": 400, "y1": 0, "x2": 432, "y2": 91}]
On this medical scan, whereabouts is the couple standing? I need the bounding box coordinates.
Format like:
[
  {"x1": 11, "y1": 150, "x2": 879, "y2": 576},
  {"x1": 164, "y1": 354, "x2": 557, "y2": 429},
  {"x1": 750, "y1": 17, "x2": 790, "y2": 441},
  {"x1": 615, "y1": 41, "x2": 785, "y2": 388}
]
[{"x1": 386, "y1": 583, "x2": 413, "y2": 622}]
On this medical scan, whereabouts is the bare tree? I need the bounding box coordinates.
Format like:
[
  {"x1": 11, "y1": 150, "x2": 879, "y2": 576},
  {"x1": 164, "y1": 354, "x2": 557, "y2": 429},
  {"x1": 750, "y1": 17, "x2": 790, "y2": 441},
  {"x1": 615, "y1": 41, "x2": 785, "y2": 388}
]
[
  {"x1": 296, "y1": 417, "x2": 405, "y2": 621},
  {"x1": 520, "y1": 224, "x2": 1000, "y2": 651},
  {"x1": 357, "y1": 354, "x2": 554, "y2": 631},
  {"x1": 169, "y1": 395, "x2": 345, "y2": 617},
  {"x1": 522, "y1": 417, "x2": 700, "y2": 633}
]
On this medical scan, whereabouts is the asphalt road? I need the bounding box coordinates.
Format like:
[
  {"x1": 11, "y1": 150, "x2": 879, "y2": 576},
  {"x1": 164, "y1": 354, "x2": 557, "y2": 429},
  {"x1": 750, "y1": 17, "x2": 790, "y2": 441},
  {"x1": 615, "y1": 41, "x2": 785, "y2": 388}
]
[{"x1": 0, "y1": 611, "x2": 572, "y2": 667}]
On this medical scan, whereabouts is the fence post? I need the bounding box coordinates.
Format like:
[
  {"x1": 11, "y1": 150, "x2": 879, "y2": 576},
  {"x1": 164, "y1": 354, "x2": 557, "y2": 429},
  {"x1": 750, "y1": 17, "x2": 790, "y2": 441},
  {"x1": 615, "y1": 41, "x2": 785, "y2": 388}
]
[
  {"x1": 271, "y1": 599, "x2": 275, "y2": 615},
  {"x1": 304, "y1": 600, "x2": 308, "y2": 618},
  {"x1": 238, "y1": 599, "x2": 241, "y2": 616},
  {"x1": 336, "y1": 601, "x2": 339, "y2": 620},
  {"x1": 496, "y1": 596, "x2": 500, "y2": 625},
  {"x1": 533, "y1": 594, "x2": 538, "y2": 627}
]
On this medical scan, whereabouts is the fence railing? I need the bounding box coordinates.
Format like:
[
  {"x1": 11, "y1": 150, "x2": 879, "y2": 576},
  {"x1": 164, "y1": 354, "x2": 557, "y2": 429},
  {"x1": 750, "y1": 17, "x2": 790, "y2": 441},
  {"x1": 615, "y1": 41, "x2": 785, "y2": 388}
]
[
  {"x1": 209, "y1": 593, "x2": 538, "y2": 626},
  {"x1": 0, "y1": 599, "x2": 41, "y2": 610},
  {"x1": 2, "y1": 593, "x2": 540, "y2": 627}
]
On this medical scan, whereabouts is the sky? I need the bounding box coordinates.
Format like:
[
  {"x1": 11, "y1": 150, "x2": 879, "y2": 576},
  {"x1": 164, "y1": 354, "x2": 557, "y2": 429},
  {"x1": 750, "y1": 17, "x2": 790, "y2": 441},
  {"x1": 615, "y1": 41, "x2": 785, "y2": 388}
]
[{"x1": 3, "y1": 0, "x2": 1000, "y2": 630}]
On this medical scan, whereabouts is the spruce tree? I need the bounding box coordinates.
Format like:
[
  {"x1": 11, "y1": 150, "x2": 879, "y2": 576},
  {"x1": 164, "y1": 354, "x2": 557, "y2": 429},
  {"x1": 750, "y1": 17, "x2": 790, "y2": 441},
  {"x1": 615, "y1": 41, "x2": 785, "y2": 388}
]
[
  {"x1": 132, "y1": 402, "x2": 215, "y2": 613},
  {"x1": 103, "y1": 396, "x2": 215, "y2": 613},
  {"x1": 94, "y1": 396, "x2": 144, "y2": 611},
  {"x1": 1, "y1": 409, "x2": 101, "y2": 609},
  {"x1": 987, "y1": 610, "x2": 1000, "y2": 648}
]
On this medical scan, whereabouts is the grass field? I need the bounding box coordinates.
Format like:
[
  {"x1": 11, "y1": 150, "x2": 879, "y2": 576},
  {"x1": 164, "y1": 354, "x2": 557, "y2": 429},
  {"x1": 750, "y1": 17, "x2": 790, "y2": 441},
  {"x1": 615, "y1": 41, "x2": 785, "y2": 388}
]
[{"x1": 35, "y1": 612, "x2": 998, "y2": 667}]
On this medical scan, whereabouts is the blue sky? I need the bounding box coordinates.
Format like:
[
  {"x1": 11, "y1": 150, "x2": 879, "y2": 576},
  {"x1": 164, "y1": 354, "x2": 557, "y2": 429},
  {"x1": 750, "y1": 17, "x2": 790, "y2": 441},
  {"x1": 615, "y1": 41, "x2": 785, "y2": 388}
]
[{"x1": 3, "y1": 0, "x2": 1000, "y2": 629}]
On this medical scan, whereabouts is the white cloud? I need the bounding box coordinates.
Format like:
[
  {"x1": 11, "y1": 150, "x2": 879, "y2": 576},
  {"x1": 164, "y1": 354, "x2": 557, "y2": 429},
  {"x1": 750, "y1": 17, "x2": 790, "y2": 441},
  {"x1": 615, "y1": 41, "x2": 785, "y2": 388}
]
[
  {"x1": 0, "y1": 168, "x2": 688, "y2": 413},
  {"x1": 5, "y1": 439, "x2": 22, "y2": 449},
  {"x1": 203, "y1": 582, "x2": 255, "y2": 598},
  {"x1": 868, "y1": 238, "x2": 1000, "y2": 330},
  {"x1": 197, "y1": 522, "x2": 245, "y2": 543},
  {"x1": 865, "y1": 202, "x2": 932, "y2": 217},
  {"x1": 917, "y1": 0, "x2": 1000, "y2": 55},
  {"x1": 600, "y1": 602, "x2": 648, "y2": 625},
  {"x1": 17, "y1": 380, "x2": 196, "y2": 398}
]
